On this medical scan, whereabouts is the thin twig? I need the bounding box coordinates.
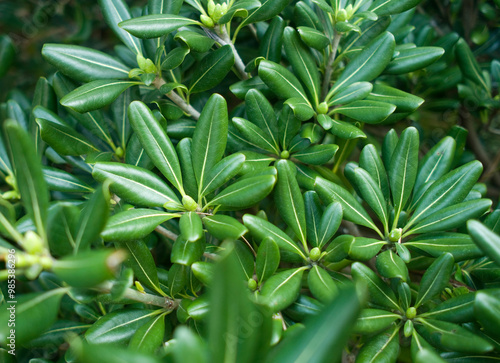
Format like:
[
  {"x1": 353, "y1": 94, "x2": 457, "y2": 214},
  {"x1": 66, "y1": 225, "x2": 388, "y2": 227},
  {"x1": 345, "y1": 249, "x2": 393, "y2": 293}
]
[
  {"x1": 155, "y1": 225, "x2": 179, "y2": 241},
  {"x1": 154, "y1": 77, "x2": 201, "y2": 120}
]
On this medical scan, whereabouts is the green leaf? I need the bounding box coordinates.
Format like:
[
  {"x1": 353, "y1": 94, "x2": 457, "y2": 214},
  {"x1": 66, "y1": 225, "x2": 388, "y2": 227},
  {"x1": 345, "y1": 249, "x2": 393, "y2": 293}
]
[
  {"x1": 99, "y1": 0, "x2": 143, "y2": 54},
  {"x1": 351, "y1": 262, "x2": 400, "y2": 311},
  {"x1": 284, "y1": 27, "x2": 321, "y2": 105},
  {"x1": 260, "y1": 268, "x2": 305, "y2": 312},
  {"x1": 61, "y1": 80, "x2": 138, "y2": 113},
  {"x1": 455, "y1": 38, "x2": 489, "y2": 92},
  {"x1": 239, "y1": 0, "x2": 289, "y2": 27},
  {"x1": 47, "y1": 203, "x2": 79, "y2": 257},
  {"x1": 326, "y1": 32, "x2": 395, "y2": 99},
  {"x1": 354, "y1": 309, "x2": 401, "y2": 334},
  {"x1": 119, "y1": 14, "x2": 200, "y2": 38},
  {"x1": 172, "y1": 326, "x2": 208, "y2": 363},
  {"x1": 265, "y1": 285, "x2": 360, "y2": 363},
  {"x1": 92, "y1": 162, "x2": 181, "y2": 208},
  {"x1": 233, "y1": 240, "x2": 255, "y2": 283},
  {"x1": 129, "y1": 313, "x2": 166, "y2": 354},
  {"x1": 37, "y1": 118, "x2": 99, "y2": 156},
  {"x1": 0, "y1": 290, "x2": 66, "y2": 346},
  {"x1": 189, "y1": 45, "x2": 234, "y2": 94},
  {"x1": 176, "y1": 138, "x2": 198, "y2": 199},
  {"x1": 334, "y1": 100, "x2": 396, "y2": 124},
  {"x1": 474, "y1": 290, "x2": 500, "y2": 340},
  {"x1": 308, "y1": 265, "x2": 338, "y2": 303},
  {"x1": 74, "y1": 184, "x2": 110, "y2": 252},
  {"x1": 345, "y1": 237, "x2": 386, "y2": 261},
  {"x1": 352, "y1": 167, "x2": 389, "y2": 231},
  {"x1": 43, "y1": 166, "x2": 93, "y2": 193},
  {"x1": 200, "y1": 153, "x2": 246, "y2": 197},
  {"x1": 315, "y1": 177, "x2": 381, "y2": 235},
  {"x1": 413, "y1": 136, "x2": 456, "y2": 196},
  {"x1": 276, "y1": 160, "x2": 307, "y2": 244},
  {"x1": 233, "y1": 117, "x2": 279, "y2": 154},
  {"x1": 208, "y1": 242, "x2": 272, "y2": 363},
  {"x1": 85, "y1": 309, "x2": 160, "y2": 345},
  {"x1": 468, "y1": 220, "x2": 500, "y2": 266},
  {"x1": 4, "y1": 120, "x2": 49, "y2": 240},
  {"x1": 326, "y1": 117, "x2": 367, "y2": 139},
  {"x1": 359, "y1": 144, "x2": 390, "y2": 201},
  {"x1": 357, "y1": 327, "x2": 400, "y2": 363},
  {"x1": 42, "y1": 44, "x2": 130, "y2": 82},
  {"x1": 148, "y1": 0, "x2": 183, "y2": 15},
  {"x1": 207, "y1": 175, "x2": 276, "y2": 209},
  {"x1": 385, "y1": 46, "x2": 444, "y2": 75},
  {"x1": 406, "y1": 233, "x2": 482, "y2": 262},
  {"x1": 284, "y1": 97, "x2": 315, "y2": 121},
  {"x1": 318, "y1": 202, "x2": 342, "y2": 248},
  {"x1": 415, "y1": 318, "x2": 493, "y2": 354},
  {"x1": 298, "y1": 26, "x2": 329, "y2": 50},
  {"x1": 168, "y1": 263, "x2": 188, "y2": 296},
  {"x1": 243, "y1": 214, "x2": 306, "y2": 260},
  {"x1": 409, "y1": 161, "x2": 483, "y2": 227},
  {"x1": 256, "y1": 237, "x2": 280, "y2": 284},
  {"x1": 376, "y1": 250, "x2": 409, "y2": 281},
  {"x1": 328, "y1": 82, "x2": 373, "y2": 106},
  {"x1": 369, "y1": 0, "x2": 422, "y2": 16},
  {"x1": 52, "y1": 249, "x2": 119, "y2": 288},
  {"x1": 192, "y1": 94, "x2": 228, "y2": 197},
  {"x1": 129, "y1": 101, "x2": 184, "y2": 194},
  {"x1": 422, "y1": 293, "x2": 475, "y2": 324},
  {"x1": 180, "y1": 212, "x2": 204, "y2": 242},
  {"x1": 258, "y1": 60, "x2": 310, "y2": 105},
  {"x1": 174, "y1": 30, "x2": 214, "y2": 53},
  {"x1": 366, "y1": 84, "x2": 424, "y2": 113},
  {"x1": 124, "y1": 240, "x2": 164, "y2": 295},
  {"x1": 246, "y1": 89, "x2": 280, "y2": 151},
  {"x1": 102, "y1": 209, "x2": 178, "y2": 242},
  {"x1": 259, "y1": 16, "x2": 286, "y2": 62},
  {"x1": 407, "y1": 199, "x2": 491, "y2": 235},
  {"x1": 203, "y1": 214, "x2": 248, "y2": 240},
  {"x1": 294, "y1": 144, "x2": 338, "y2": 165},
  {"x1": 389, "y1": 127, "x2": 419, "y2": 226},
  {"x1": 171, "y1": 235, "x2": 205, "y2": 266},
  {"x1": 218, "y1": 0, "x2": 261, "y2": 24},
  {"x1": 162, "y1": 46, "x2": 190, "y2": 70},
  {"x1": 415, "y1": 253, "x2": 454, "y2": 308},
  {"x1": 304, "y1": 191, "x2": 322, "y2": 247}
]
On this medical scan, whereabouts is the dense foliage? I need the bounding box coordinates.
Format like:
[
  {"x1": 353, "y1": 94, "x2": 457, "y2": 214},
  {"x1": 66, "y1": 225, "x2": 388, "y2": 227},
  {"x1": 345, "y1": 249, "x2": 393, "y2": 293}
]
[{"x1": 1, "y1": 0, "x2": 500, "y2": 362}]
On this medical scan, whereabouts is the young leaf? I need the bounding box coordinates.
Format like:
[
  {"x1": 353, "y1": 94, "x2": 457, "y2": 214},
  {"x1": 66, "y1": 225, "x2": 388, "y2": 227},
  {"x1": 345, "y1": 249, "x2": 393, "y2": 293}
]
[
  {"x1": 189, "y1": 45, "x2": 234, "y2": 94},
  {"x1": 415, "y1": 253, "x2": 454, "y2": 308},
  {"x1": 92, "y1": 162, "x2": 181, "y2": 208},
  {"x1": 192, "y1": 94, "x2": 228, "y2": 197},
  {"x1": 129, "y1": 101, "x2": 184, "y2": 194},
  {"x1": 60, "y1": 80, "x2": 139, "y2": 113},
  {"x1": 4, "y1": 120, "x2": 49, "y2": 241},
  {"x1": 42, "y1": 44, "x2": 130, "y2": 82},
  {"x1": 101, "y1": 209, "x2": 178, "y2": 242}
]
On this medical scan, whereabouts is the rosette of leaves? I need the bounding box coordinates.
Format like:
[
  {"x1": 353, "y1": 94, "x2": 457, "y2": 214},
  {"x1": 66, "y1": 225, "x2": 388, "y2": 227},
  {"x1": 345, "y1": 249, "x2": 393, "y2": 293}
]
[{"x1": 312, "y1": 126, "x2": 491, "y2": 267}]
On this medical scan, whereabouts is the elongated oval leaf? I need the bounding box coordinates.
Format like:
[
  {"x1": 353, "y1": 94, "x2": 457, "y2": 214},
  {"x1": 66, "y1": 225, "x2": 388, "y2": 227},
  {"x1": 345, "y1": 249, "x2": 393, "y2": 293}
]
[
  {"x1": 353, "y1": 167, "x2": 389, "y2": 230},
  {"x1": 468, "y1": 220, "x2": 500, "y2": 266},
  {"x1": 202, "y1": 214, "x2": 248, "y2": 240},
  {"x1": 43, "y1": 166, "x2": 93, "y2": 193},
  {"x1": 200, "y1": 153, "x2": 246, "y2": 197},
  {"x1": 293, "y1": 144, "x2": 338, "y2": 165},
  {"x1": 359, "y1": 144, "x2": 390, "y2": 201},
  {"x1": 385, "y1": 46, "x2": 444, "y2": 75},
  {"x1": 239, "y1": 0, "x2": 289, "y2": 27},
  {"x1": 256, "y1": 237, "x2": 280, "y2": 284},
  {"x1": 119, "y1": 14, "x2": 201, "y2": 38},
  {"x1": 376, "y1": 250, "x2": 409, "y2": 281},
  {"x1": 406, "y1": 232, "x2": 482, "y2": 262},
  {"x1": 354, "y1": 309, "x2": 401, "y2": 334},
  {"x1": 260, "y1": 268, "x2": 305, "y2": 312},
  {"x1": 335, "y1": 100, "x2": 396, "y2": 124},
  {"x1": 129, "y1": 313, "x2": 166, "y2": 354},
  {"x1": 42, "y1": 44, "x2": 130, "y2": 82},
  {"x1": 179, "y1": 212, "x2": 204, "y2": 242},
  {"x1": 124, "y1": 240, "x2": 164, "y2": 295},
  {"x1": 415, "y1": 253, "x2": 454, "y2": 308},
  {"x1": 189, "y1": 45, "x2": 234, "y2": 94},
  {"x1": 357, "y1": 327, "x2": 400, "y2": 363},
  {"x1": 258, "y1": 60, "x2": 309, "y2": 105},
  {"x1": 101, "y1": 209, "x2": 178, "y2": 241},
  {"x1": 308, "y1": 265, "x2": 338, "y2": 303},
  {"x1": 129, "y1": 101, "x2": 184, "y2": 194},
  {"x1": 60, "y1": 80, "x2": 139, "y2": 113}
]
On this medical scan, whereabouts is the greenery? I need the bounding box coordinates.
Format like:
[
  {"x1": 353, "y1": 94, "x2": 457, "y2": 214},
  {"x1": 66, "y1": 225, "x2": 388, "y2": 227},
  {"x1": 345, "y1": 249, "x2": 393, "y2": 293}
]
[{"x1": 0, "y1": 0, "x2": 500, "y2": 362}]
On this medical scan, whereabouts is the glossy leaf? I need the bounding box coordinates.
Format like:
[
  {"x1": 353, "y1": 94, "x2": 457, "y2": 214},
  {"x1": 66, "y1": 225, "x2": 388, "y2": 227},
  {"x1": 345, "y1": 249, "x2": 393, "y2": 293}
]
[
  {"x1": 357, "y1": 327, "x2": 400, "y2": 363},
  {"x1": 119, "y1": 14, "x2": 201, "y2": 38},
  {"x1": 93, "y1": 162, "x2": 180, "y2": 208},
  {"x1": 385, "y1": 46, "x2": 444, "y2": 75},
  {"x1": 366, "y1": 84, "x2": 424, "y2": 113},
  {"x1": 422, "y1": 293, "x2": 475, "y2": 324},
  {"x1": 376, "y1": 250, "x2": 409, "y2": 281},
  {"x1": 455, "y1": 38, "x2": 489, "y2": 92},
  {"x1": 179, "y1": 212, "x2": 203, "y2": 242},
  {"x1": 260, "y1": 268, "x2": 305, "y2": 312},
  {"x1": 129, "y1": 313, "x2": 166, "y2": 354},
  {"x1": 354, "y1": 309, "x2": 400, "y2": 334},
  {"x1": 171, "y1": 235, "x2": 205, "y2": 266},
  {"x1": 202, "y1": 215, "x2": 248, "y2": 241},
  {"x1": 258, "y1": 60, "x2": 309, "y2": 105},
  {"x1": 256, "y1": 237, "x2": 280, "y2": 284},
  {"x1": 345, "y1": 237, "x2": 386, "y2": 261},
  {"x1": 189, "y1": 45, "x2": 234, "y2": 94},
  {"x1": 129, "y1": 101, "x2": 184, "y2": 194},
  {"x1": 308, "y1": 265, "x2": 338, "y2": 303},
  {"x1": 174, "y1": 31, "x2": 214, "y2": 53},
  {"x1": 468, "y1": 220, "x2": 500, "y2": 266},
  {"x1": 101, "y1": 209, "x2": 178, "y2": 242},
  {"x1": 369, "y1": 0, "x2": 422, "y2": 16},
  {"x1": 415, "y1": 253, "x2": 454, "y2": 308},
  {"x1": 239, "y1": 0, "x2": 289, "y2": 27},
  {"x1": 474, "y1": 290, "x2": 500, "y2": 340},
  {"x1": 328, "y1": 82, "x2": 373, "y2": 106},
  {"x1": 318, "y1": 202, "x2": 342, "y2": 248},
  {"x1": 43, "y1": 167, "x2": 93, "y2": 193},
  {"x1": 406, "y1": 233, "x2": 482, "y2": 262},
  {"x1": 353, "y1": 167, "x2": 389, "y2": 230},
  {"x1": 60, "y1": 80, "x2": 139, "y2": 113},
  {"x1": 124, "y1": 240, "x2": 164, "y2": 295},
  {"x1": 294, "y1": 144, "x2": 338, "y2": 165},
  {"x1": 200, "y1": 153, "x2": 245, "y2": 197},
  {"x1": 42, "y1": 44, "x2": 130, "y2": 82},
  {"x1": 0, "y1": 35, "x2": 15, "y2": 78},
  {"x1": 334, "y1": 100, "x2": 396, "y2": 124},
  {"x1": 298, "y1": 26, "x2": 329, "y2": 50}
]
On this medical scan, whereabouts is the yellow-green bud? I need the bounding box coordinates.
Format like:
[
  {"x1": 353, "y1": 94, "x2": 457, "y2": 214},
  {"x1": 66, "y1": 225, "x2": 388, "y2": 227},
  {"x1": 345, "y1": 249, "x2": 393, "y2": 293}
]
[
  {"x1": 15, "y1": 253, "x2": 39, "y2": 268},
  {"x1": 221, "y1": 3, "x2": 228, "y2": 14},
  {"x1": 403, "y1": 319, "x2": 413, "y2": 337},
  {"x1": 5, "y1": 175, "x2": 15, "y2": 188},
  {"x1": 317, "y1": 102, "x2": 329, "y2": 114},
  {"x1": 136, "y1": 53, "x2": 148, "y2": 70},
  {"x1": 345, "y1": 4, "x2": 354, "y2": 18},
  {"x1": 22, "y1": 231, "x2": 44, "y2": 255},
  {"x1": 213, "y1": 4, "x2": 223, "y2": 22},
  {"x1": 309, "y1": 247, "x2": 321, "y2": 261},
  {"x1": 144, "y1": 59, "x2": 157, "y2": 74},
  {"x1": 40, "y1": 256, "x2": 53, "y2": 269},
  {"x1": 115, "y1": 147, "x2": 124, "y2": 158},
  {"x1": 280, "y1": 150, "x2": 290, "y2": 159},
  {"x1": 248, "y1": 278, "x2": 257, "y2": 291},
  {"x1": 388, "y1": 228, "x2": 402, "y2": 242},
  {"x1": 406, "y1": 307, "x2": 417, "y2": 319},
  {"x1": 135, "y1": 280, "x2": 146, "y2": 293},
  {"x1": 182, "y1": 195, "x2": 198, "y2": 211},
  {"x1": 200, "y1": 14, "x2": 214, "y2": 27},
  {"x1": 336, "y1": 9, "x2": 348, "y2": 22},
  {"x1": 2, "y1": 191, "x2": 19, "y2": 200},
  {"x1": 207, "y1": 0, "x2": 216, "y2": 16}
]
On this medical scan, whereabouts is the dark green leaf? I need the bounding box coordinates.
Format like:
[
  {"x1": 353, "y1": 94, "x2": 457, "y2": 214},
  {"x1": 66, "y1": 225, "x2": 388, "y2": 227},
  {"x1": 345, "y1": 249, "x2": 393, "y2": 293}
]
[
  {"x1": 328, "y1": 82, "x2": 373, "y2": 106},
  {"x1": 256, "y1": 237, "x2": 280, "y2": 284},
  {"x1": 258, "y1": 60, "x2": 309, "y2": 105},
  {"x1": 261, "y1": 268, "x2": 306, "y2": 312},
  {"x1": 0, "y1": 35, "x2": 15, "y2": 78},
  {"x1": 189, "y1": 45, "x2": 234, "y2": 94},
  {"x1": 308, "y1": 265, "x2": 338, "y2": 303},
  {"x1": 239, "y1": 0, "x2": 289, "y2": 27},
  {"x1": 174, "y1": 30, "x2": 214, "y2": 53},
  {"x1": 354, "y1": 309, "x2": 400, "y2": 334},
  {"x1": 123, "y1": 240, "x2": 164, "y2": 295},
  {"x1": 415, "y1": 253, "x2": 454, "y2": 308},
  {"x1": 376, "y1": 250, "x2": 409, "y2": 281},
  {"x1": 180, "y1": 212, "x2": 203, "y2": 242},
  {"x1": 202, "y1": 215, "x2": 248, "y2": 240},
  {"x1": 455, "y1": 38, "x2": 489, "y2": 92},
  {"x1": 129, "y1": 313, "x2": 166, "y2": 354},
  {"x1": 43, "y1": 166, "x2": 93, "y2": 193},
  {"x1": 334, "y1": 100, "x2": 396, "y2": 124},
  {"x1": 119, "y1": 14, "x2": 201, "y2": 38},
  {"x1": 357, "y1": 327, "x2": 400, "y2": 363},
  {"x1": 422, "y1": 293, "x2": 475, "y2": 323},
  {"x1": 369, "y1": 0, "x2": 422, "y2": 16},
  {"x1": 200, "y1": 153, "x2": 246, "y2": 197},
  {"x1": 294, "y1": 144, "x2": 338, "y2": 165},
  {"x1": 298, "y1": 26, "x2": 329, "y2": 50},
  {"x1": 468, "y1": 220, "x2": 500, "y2": 266},
  {"x1": 260, "y1": 17, "x2": 286, "y2": 62},
  {"x1": 385, "y1": 46, "x2": 444, "y2": 75},
  {"x1": 406, "y1": 233, "x2": 482, "y2": 262},
  {"x1": 171, "y1": 235, "x2": 205, "y2": 266}
]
